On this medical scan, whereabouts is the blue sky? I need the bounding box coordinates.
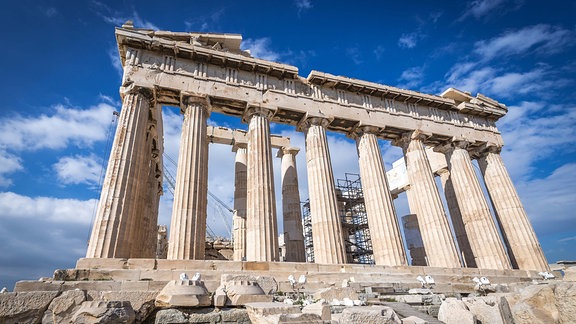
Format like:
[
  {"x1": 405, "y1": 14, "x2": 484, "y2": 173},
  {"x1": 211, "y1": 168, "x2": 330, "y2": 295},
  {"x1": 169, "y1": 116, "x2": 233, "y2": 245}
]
[{"x1": 1, "y1": 0, "x2": 575, "y2": 289}]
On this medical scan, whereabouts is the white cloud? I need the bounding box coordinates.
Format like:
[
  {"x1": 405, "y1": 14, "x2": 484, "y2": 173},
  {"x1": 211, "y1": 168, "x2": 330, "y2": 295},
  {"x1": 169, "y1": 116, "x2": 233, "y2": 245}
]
[
  {"x1": 499, "y1": 101, "x2": 576, "y2": 180},
  {"x1": 373, "y1": 45, "x2": 386, "y2": 60},
  {"x1": 441, "y1": 63, "x2": 566, "y2": 99},
  {"x1": 0, "y1": 192, "x2": 95, "y2": 225},
  {"x1": 108, "y1": 46, "x2": 123, "y2": 78},
  {"x1": 445, "y1": 65, "x2": 496, "y2": 94},
  {"x1": 474, "y1": 24, "x2": 574, "y2": 61},
  {"x1": 398, "y1": 33, "x2": 420, "y2": 49},
  {"x1": 397, "y1": 66, "x2": 425, "y2": 89},
  {"x1": 91, "y1": 1, "x2": 158, "y2": 29},
  {"x1": 516, "y1": 163, "x2": 576, "y2": 236},
  {"x1": 462, "y1": 0, "x2": 506, "y2": 18},
  {"x1": 184, "y1": 9, "x2": 225, "y2": 32},
  {"x1": 241, "y1": 38, "x2": 282, "y2": 62},
  {"x1": 295, "y1": 0, "x2": 313, "y2": 14},
  {"x1": 54, "y1": 154, "x2": 102, "y2": 186},
  {"x1": 460, "y1": 0, "x2": 524, "y2": 20},
  {"x1": 44, "y1": 7, "x2": 58, "y2": 17},
  {"x1": 0, "y1": 151, "x2": 23, "y2": 187},
  {"x1": 558, "y1": 236, "x2": 576, "y2": 243},
  {"x1": 0, "y1": 103, "x2": 116, "y2": 151},
  {"x1": 0, "y1": 192, "x2": 96, "y2": 289},
  {"x1": 346, "y1": 47, "x2": 363, "y2": 65}
]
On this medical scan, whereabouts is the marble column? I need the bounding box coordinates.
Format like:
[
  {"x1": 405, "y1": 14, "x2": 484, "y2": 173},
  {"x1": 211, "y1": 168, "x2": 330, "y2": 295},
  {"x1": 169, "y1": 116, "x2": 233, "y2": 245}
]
[
  {"x1": 232, "y1": 144, "x2": 247, "y2": 261},
  {"x1": 278, "y1": 147, "x2": 306, "y2": 263},
  {"x1": 477, "y1": 146, "x2": 549, "y2": 271},
  {"x1": 401, "y1": 214, "x2": 427, "y2": 266},
  {"x1": 244, "y1": 107, "x2": 279, "y2": 261},
  {"x1": 302, "y1": 117, "x2": 346, "y2": 264},
  {"x1": 167, "y1": 95, "x2": 210, "y2": 260},
  {"x1": 129, "y1": 123, "x2": 155, "y2": 258},
  {"x1": 144, "y1": 104, "x2": 164, "y2": 258},
  {"x1": 395, "y1": 131, "x2": 461, "y2": 268},
  {"x1": 86, "y1": 86, "x2": 153, "y2": 258},
  {"x1": 355, "y1": 126, "x2": 407, "y2": 266},
  {"x1": 438, "y1": 140, "x2": 511, "y2": 270},
  {"x1": 437, "y1": 169, "x2": 476, "y2": 268}
]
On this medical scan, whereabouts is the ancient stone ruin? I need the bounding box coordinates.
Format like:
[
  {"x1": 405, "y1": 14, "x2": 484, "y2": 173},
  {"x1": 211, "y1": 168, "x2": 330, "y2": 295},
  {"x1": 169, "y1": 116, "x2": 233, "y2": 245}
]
[{"x1": 2, "y1": 23, "x2": 575, "y2": 323}]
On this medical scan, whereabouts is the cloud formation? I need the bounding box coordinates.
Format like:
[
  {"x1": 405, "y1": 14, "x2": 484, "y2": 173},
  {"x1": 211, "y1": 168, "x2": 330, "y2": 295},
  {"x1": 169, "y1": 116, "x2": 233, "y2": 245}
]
[
  {"x1": 91, "y1": 1, "x2": 159, "y2": 29},
  {"x1": 474, "y1": 24, "x2": 574, "y2": 60},
  {"x1": 0, "y1": 151, "x2": 23, "y2": 187},
  {"x1": 460, "y1": 0, "x2": 524, "y2": 20},
  {"x1": 294, "y1": 0, "x2": 313, "y2": 14},
  {"x1": 0, "y1": 103, "x2": 116, "y2": 152},
  {"x1": 241, "y1": 38, "x2": 282, "y2": 62},
  {"x1": 54, "y1": 154, "x2": 103, "y2": 186},
  {"x1": 397, "y1": 66, "x2": 425, "y2": 89}
]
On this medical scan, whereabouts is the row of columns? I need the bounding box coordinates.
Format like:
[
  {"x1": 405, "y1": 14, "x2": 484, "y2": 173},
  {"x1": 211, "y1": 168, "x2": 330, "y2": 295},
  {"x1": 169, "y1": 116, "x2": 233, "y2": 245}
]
[
  {"x1": 396, "y1": 131, "x2": 547, "y2": 270},
  {"x1": 87, "y1": 87, "x2": 547, "y2": 271}
]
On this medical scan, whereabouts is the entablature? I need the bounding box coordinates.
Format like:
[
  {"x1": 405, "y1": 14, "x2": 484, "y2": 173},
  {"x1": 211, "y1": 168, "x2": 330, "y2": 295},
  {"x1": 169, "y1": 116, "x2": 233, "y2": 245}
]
[{"x1": 116, "y1": 26, "x2": 507, "y2": 148}]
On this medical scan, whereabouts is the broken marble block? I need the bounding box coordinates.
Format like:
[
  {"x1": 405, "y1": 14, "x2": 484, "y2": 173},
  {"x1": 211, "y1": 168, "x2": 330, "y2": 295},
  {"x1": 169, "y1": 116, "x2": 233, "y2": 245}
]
[{"x1": 155, "y1": 279, "x2": 211, "y2": 307}]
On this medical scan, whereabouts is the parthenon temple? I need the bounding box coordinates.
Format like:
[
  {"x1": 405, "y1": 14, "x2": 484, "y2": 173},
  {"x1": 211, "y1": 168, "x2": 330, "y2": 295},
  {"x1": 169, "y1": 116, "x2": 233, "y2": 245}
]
[{"x1": 86, "y1": 22, "x2": 548, "y2": 272}]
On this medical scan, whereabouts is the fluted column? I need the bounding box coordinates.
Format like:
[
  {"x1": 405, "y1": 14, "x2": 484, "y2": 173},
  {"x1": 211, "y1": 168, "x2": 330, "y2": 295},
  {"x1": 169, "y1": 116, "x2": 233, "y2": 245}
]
[
  {"x1": 477, "y1": 146, "x2": 549, "y2": 271},
  {"x1": 168, "y1": 95, "x2": 210, "y2": 260},
  {"x1": 438, "y1": 140, "x2": 511, "y2": 270},
  {"x1": 244, "y1": 107, "x2": 279, "y2": 261},
  {"x1": 86, "y1": 86, "x2": 153, "y2": 258},
  {"x1": 232, "y1": 144, "x2": 247, "y2": 261},
  {"x1": 278, "y1": 147, "x2": 306, "y2": 262},
  {"x1": 437, "y1": 169, "x2": 476, "y2": 267},
  {"x1": 394, "y1": 131, "x2": 460, "y2": 268},
  {"x1": 129, "y1": 122, "x2": 155, "y2": 258},
  {"x1": 354, "y1": 126, "x2": 407, "y2": 266},
  {"x1": 302, "y1": 117, "x2": 346, "y2": 264}
]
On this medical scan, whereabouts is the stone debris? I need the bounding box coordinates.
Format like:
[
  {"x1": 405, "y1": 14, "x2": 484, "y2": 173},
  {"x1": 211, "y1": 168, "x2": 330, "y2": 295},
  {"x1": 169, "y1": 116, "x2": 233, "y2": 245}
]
[
  {"x1": 155, "y1": 279, "x2": 211, "y2": 307},
  {"x1": 338, "y1": 305, "x2": 402, "y2": 324},
  {"x1": 564, "y1": 266, "x2": 576, "y2": 281},
  {"x1": 42, "y1": 289, "x2": 86, "y2": 323},
  {"x1": 71, "y1": 300, "x2": 136, "y2": 324},
  {"x1": 408, "y1": 288, "x2": 432, "y2": 295},
  {"x1": 101, "y1": 290, "x2": 159, "y2": 322},
  {"x1": 437, "y1": 298, "x2": 476, "y2": 324},
  {"x1": 312, "y1": 286, "x2": 359, "y2": 301},
  {"x1": 503, "y1": 281, "x2": 576, "y2": 324},
  {"x1": 245, "y1": 302, "x2": 306, "y2": 323},
  {"x1": 401, "y1": 315, "x2": 429, "y2": 324},
  {"x1": 462, "y1": 295, "x2": 512, "y2": 324},
  {"x1": 0, "y1": 291, "x2": 59, "y2": 324},
  {"x1": 153, "y1": 308, "x2": 251, "y2": 324},
  {"x1": 301, "y1": 300, "x2": 331, "y2": 321},
  {"x1": 220, "y1": 274, "x2": 278, "y2": 295},
  {"x1": 214, "y1": 280, "x2": 272, "y2": 307}
]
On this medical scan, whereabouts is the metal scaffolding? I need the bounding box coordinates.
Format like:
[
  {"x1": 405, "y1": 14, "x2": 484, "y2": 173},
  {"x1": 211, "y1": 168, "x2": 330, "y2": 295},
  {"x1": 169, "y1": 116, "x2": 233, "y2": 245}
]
[
  {"x1": 302, "y1": 201, "x2": 315, "y2": 263},
  {"x1": 301, "y1": 173, "x2": 374, "y2": 264},
  {"x1": 337, "y1": 173, "x2": 374, "y2": 264}
]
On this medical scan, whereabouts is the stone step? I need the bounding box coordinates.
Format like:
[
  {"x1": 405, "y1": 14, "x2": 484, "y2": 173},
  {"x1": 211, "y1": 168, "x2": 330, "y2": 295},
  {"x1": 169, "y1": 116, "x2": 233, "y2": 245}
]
[{"x1": 380, "y1": 301, "x2": 444, "y2": 323}]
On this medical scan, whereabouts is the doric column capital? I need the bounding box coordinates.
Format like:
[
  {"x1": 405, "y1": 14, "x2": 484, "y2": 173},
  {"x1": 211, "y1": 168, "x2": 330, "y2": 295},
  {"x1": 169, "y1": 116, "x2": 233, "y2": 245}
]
[
  {"x1": 435, "y1": 138, "x2": 472, "y2": 154},
  {"x1": 392, "y1": 130, "x2": 432, "y2": 150},
  {"x1": 349, "y1": 125, "x2": 383, "y2": 140},
  {"x1": 120, "y1": 84, "x2": 154, "y2": 102},
  {"x1": 297, "y1": 116, "x2": 331, "y2": 132},
  {"x1": 180, "y1": 93, "x2": 211, "y2": 115},
  {"x1": 471, "y1": 142, "x2": 503, "y2": 159},
  {"x1": 277, "y1": 146, "x2": 300, "y2": 158},
  {"x1": 232, "y1": 142, "x2": 247, "y2": 153},
  {"x1": 436, "y1": 167, "x2": 450, "y2": 177},
  {"x1": 242, "y1": 105, "x2": 275, "y2": 123}
]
